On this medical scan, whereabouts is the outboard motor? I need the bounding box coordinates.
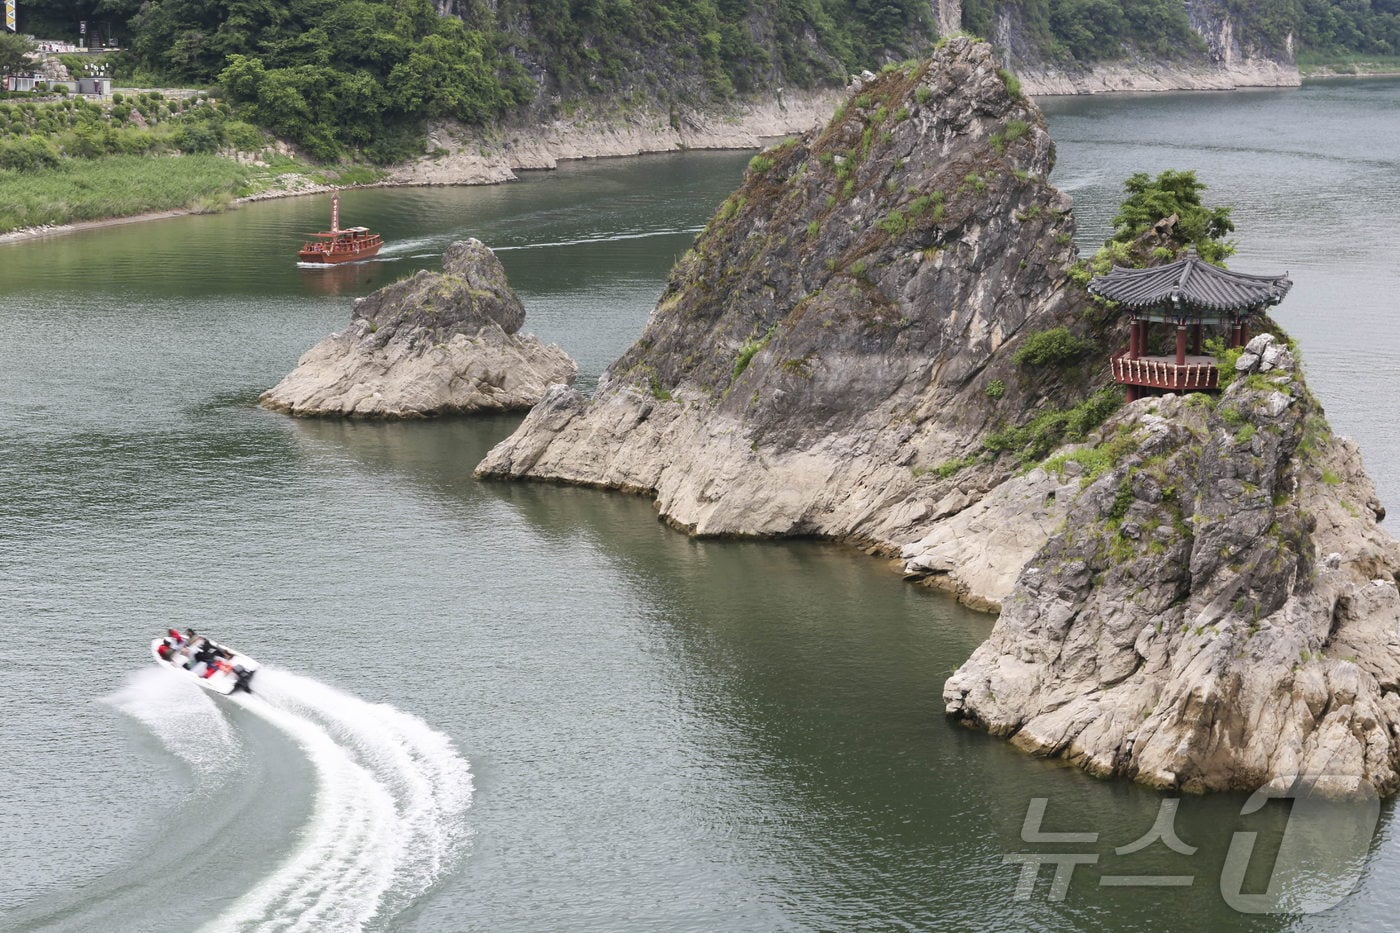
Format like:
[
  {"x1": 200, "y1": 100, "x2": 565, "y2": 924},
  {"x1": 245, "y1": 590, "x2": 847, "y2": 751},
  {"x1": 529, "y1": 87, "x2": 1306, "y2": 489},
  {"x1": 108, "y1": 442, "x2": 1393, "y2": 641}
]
[{"x1": 232, "y1": 665, "x2": 256, "y2": 695}]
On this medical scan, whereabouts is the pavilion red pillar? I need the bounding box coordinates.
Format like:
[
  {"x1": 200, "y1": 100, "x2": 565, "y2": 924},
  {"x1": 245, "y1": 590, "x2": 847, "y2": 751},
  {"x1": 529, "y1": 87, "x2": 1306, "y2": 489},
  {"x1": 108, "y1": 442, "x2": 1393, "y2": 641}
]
[
  {"x1": 1175, "y1": 325, "x2": 1188, "y2": 365},
  {"x1": 1128, "y1": 319, "x2": 1139, "y2": 359},
  {"x1": 1190, "y1": 323, "x2": 1202, "y2": 355},
  {"x1": 1239, "y1": 320, "x2": 1249, "y2": 347}
]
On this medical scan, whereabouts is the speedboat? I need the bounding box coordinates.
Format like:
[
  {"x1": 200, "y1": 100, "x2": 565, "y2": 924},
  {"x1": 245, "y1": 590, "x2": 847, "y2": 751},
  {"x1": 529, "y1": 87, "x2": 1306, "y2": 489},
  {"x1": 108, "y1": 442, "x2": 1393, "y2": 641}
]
[{"x1": 151, "y1": 633, "x2": 259, "y2": 696}]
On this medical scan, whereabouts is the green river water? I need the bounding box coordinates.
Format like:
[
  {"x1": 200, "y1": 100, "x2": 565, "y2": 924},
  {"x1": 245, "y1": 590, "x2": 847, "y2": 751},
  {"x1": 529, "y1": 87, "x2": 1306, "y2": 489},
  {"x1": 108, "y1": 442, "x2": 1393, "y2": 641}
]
[{"x1": 2, "y1": 80, "x2": 1400, "y2": 932}]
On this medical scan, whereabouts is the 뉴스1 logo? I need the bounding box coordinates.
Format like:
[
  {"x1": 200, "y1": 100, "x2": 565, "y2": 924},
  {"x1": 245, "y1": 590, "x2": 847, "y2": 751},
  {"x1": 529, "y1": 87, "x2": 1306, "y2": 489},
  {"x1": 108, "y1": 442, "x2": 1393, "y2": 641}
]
[{"x1": 1004, "y1": 773, "x2": 1381, "y2": 913}]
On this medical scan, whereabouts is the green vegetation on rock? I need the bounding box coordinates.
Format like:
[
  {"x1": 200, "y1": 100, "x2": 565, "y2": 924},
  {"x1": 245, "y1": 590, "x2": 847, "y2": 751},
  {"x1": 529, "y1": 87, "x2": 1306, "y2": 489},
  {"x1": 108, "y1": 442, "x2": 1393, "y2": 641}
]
[
  {"x1": 733, "y1": 325, "x2": 777, "y2": 380},
  {"x1": 1013, "y1": 326, "x2": 1091, "y2": 366},
  {"x1": 1203, "y1": 336, "x2": 1245, "y2": 389},
  {"x1": 985, "y1": 387, "x2": 1123, "y2": 465},
  {"x1": 1067, "y1": 168, "x2": 1235, "y2": 289},
  {"x1": 1111, "y1": 169, "x2": 1235, "y2": 263},
  {"x1": 1043, "y1": 425, "x2": 1141, "y2": 483}
]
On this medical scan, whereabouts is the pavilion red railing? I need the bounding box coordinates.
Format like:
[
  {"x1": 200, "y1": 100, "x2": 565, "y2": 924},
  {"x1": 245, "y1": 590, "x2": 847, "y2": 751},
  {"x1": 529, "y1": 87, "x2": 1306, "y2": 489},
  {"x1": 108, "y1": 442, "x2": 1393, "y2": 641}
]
[{"x1": 1110, "y1": 350, "x2": 1220, "y2": 391}]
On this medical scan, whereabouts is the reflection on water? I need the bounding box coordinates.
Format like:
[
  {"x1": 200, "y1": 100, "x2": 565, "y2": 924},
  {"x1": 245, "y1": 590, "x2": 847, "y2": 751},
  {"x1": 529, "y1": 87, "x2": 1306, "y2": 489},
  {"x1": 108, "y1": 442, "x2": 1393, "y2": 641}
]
[{"x1": 296, "y1": 260, "x2": 385, "y2": 296}]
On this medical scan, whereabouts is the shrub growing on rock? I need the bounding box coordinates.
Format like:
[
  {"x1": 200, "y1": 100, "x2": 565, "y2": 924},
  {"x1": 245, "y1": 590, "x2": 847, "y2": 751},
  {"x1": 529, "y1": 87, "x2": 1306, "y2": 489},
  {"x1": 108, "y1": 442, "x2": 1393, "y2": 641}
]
[
  {"x1": 1013, "y1": 326, "x2": 1090, "y2": 366},
  {"x1": 1111, "y1": 169, "x2": 1235, "y2": 264}
]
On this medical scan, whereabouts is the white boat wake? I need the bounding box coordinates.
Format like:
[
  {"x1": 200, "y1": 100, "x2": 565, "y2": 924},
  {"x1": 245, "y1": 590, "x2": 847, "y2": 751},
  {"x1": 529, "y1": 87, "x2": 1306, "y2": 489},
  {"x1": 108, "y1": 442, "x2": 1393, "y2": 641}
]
[
  {"x1": 106, "y1": 668, "x2": 244, "y2": 783},
  {"x1": 110, "y1": 667, "x2": 473, "y2": 932},
  {"x1": 490, "y1": 226, "x2": 703, "y2": 251}
]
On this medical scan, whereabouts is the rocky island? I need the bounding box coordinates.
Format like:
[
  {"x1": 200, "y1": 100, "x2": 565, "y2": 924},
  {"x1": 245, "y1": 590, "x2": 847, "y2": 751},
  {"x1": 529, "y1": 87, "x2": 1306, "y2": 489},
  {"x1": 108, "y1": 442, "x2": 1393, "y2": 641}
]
[
  {"x1": 945, "y1": 336, "x2": 1400, "y2": 795},
  {"x1": 261, "y1": 239, "x2": 576, "y2": 418},
  {"x1": 475, "y1": 38, "x2": 1400, "y2": 794}
]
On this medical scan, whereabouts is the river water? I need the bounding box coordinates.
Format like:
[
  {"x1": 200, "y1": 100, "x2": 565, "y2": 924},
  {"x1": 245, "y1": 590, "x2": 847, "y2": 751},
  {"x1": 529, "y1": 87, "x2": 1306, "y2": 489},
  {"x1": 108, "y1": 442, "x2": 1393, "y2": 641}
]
[{"x1": 2, "y1": 80, "x2": 1399, "y2": 932}]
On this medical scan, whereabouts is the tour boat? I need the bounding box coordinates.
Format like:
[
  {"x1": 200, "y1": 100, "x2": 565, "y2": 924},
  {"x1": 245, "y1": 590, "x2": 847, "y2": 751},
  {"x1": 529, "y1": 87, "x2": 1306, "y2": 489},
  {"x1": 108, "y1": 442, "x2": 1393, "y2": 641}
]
[
  {"x1": 151, "y1": 632, "x2": 259, "y2": 696},
  {"x1": 297, "y1": 194, "x2": 383, "y2": 264}
]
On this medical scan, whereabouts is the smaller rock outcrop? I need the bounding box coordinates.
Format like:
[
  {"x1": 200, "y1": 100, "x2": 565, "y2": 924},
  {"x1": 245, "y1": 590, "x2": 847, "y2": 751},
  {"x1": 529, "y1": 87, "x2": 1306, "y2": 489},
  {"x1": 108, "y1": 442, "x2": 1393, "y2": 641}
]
[{"x1": 260, "y1": 239, "x2": 576, "y2": 418}]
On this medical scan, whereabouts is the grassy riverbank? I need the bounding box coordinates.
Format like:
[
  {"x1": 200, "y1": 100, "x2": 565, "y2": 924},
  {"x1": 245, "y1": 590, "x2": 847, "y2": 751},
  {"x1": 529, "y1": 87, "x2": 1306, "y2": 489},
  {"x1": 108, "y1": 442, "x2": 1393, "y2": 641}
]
[
  {"x1": 0, "y1": 153, "x2": 381, "y2": 234},
  {"x1": 1299, "y1": 51, "x2": 1400, "y2": 76},
  {"x1": 0, "y1": 155, "x2": 252, "y2": 231},
  {"x1": 0, "y1": 92, "x2": 384, "y2": 235}
]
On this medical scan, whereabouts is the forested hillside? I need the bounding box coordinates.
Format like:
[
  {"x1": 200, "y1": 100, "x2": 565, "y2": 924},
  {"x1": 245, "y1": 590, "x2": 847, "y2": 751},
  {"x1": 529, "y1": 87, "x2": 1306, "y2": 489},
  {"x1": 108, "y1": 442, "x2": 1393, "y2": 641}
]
[
  {"x1": 12, "y1": 0, "x2": 1400, "y2": 162},
  {"x1": 1291, "y1": 0, "x2": 1400, "y2": 61},
  {"x1": 488, "y1": 0, "x2": 933, "y2": 94},
  {"x1": 17, "y1": 0, "x2": 936, "y2": 160},
  {"x1": 962, "y1": 0, "x2": 1200, "y2": 61},
  {"x1": 962, "y1": 0, "x2": 1400, "y2": 64}
]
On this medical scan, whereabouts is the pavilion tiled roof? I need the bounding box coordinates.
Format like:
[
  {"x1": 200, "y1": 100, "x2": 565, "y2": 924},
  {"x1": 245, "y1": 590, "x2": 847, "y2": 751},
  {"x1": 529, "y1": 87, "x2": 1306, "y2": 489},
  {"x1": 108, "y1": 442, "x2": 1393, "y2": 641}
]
[{"x1": 1088, "y1": 252, "x2": 1292, "y2": 315}]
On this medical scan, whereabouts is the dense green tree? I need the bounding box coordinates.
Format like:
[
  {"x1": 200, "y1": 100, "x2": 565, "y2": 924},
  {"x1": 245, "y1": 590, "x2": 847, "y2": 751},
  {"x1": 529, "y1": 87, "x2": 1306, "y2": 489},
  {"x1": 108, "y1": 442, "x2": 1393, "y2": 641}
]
[
  {"x1": 1111, "y1": 169, "x2": 1235, "y2": 263},
  {"x1": 0, "y1": 31, "x2": 38, "y2": 77},
  {"x1": 206, "y1": 0, "x2": 532, "y2": 159},
  {"x1": 1052, "y1": 0, "x2": 1127, "y2": 59}
]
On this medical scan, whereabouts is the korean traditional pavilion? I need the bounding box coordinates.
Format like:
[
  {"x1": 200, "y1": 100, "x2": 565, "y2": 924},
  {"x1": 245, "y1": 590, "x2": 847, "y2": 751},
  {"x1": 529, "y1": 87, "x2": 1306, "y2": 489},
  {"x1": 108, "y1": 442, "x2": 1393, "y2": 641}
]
[{"x1": 1088, "y1": 250, "x2": 1292, "y2": 402}]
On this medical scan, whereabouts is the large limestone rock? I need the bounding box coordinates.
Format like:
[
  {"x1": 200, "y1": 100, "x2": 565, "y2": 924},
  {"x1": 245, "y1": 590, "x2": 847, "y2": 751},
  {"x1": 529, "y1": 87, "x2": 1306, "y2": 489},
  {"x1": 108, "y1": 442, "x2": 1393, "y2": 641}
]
[
  {"x1": 945, "y1": 336, "x2": 1400, "y2": 795},
  {"x1": 477, "y1": 38, "x2": 1102, "y2": 559},
  {"x1": 261, "y1": 240, "x2": 576, "y2": 418},
  {"x1": 901, "y1": 465, "x2": 1082, "y2": 611},
  {"x1": 474, "y1": 39, "x2": 1400, "y2": 795}
]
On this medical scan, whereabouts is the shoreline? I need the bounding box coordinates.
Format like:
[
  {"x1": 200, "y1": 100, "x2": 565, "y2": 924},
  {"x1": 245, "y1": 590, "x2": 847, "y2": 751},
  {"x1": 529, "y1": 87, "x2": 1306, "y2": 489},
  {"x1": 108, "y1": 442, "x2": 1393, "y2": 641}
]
[
  {"x1": 0, "y1": 179, "x2": 351, "y2": 247},
  {"x1": 0, "y1": 91, "x2": 839, "y2": 247},
  {"x1": 1302, "y1": 68, "x2": 1400, "y2": 79},
  {"x1": 10, "y1": 64, "x2": 1397, "y2": 248}
]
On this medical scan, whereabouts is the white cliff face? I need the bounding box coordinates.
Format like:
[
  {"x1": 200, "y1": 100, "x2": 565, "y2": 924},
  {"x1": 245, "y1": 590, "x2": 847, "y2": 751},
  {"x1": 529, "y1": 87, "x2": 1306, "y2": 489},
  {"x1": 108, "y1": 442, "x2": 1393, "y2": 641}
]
[
  {"x1": 386, "y1": 90, "x2": 846, "y2": 187},
  {"x1": 932, "y1": 0, "x2": 962, "y2": 37},
  {"x1": 945, "y1": 337, "x2": 1400, "y2": 796},
  {"x1": 260, "y1": 239, "x2": 576, "y2": 418},
  {"x1": 1014, "y1": 57, "x2": 1299, "y2": 95},
  {"x1": 990, "y1": 0, "x2": 1299, "y2": 96}
]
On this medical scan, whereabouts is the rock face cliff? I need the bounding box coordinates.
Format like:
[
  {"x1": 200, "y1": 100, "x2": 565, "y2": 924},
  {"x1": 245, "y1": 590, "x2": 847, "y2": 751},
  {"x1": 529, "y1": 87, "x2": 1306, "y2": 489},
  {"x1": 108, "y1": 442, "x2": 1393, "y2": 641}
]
[
  {"x1": 987, "y1": 0, "x2": 1300, "y2": 94},
  {"x1": 261, "y1": 239, "x2": 576, "y2": 418},
  {"x1": 392, "y1": 1, "x2": 1304, "y2": 190},
  {"x1": 386, "y1": 90, "x2": 846, "y2": 188},
  {"x1": 478, "y1": 38, "x2": 1098, "y2": 559},
  {"x1": 476, "y1": 39, "x2": 1400, "y2": 794},
  {"x1": 947, "y1": 336, "x2": 1400, "y2": 795}
]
